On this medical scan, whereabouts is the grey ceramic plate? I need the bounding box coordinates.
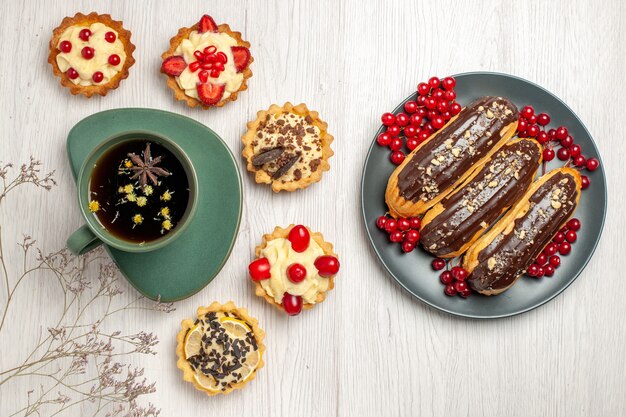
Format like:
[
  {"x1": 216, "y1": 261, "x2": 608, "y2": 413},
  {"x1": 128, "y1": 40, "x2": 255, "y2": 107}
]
[{"x1": 361, "y1": 72, "x2": 607, "y2": 319}]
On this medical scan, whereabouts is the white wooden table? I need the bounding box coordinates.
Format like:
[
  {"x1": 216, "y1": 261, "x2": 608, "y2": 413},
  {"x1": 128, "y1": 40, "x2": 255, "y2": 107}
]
[{"x1": 1, "y1": 1, "x2": 624, "y2": 416}]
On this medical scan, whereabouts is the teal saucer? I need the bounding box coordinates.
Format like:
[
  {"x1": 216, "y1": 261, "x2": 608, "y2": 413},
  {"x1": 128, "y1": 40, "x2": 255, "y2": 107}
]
[{"x1": 67, "y1": 108, "x2": 242, "y2": 302}]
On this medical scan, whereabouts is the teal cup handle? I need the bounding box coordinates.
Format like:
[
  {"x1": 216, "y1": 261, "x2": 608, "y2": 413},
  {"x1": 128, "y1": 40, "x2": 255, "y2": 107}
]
[{"x1": 67, "y1": 224, "x2": 103, "y2": 255}]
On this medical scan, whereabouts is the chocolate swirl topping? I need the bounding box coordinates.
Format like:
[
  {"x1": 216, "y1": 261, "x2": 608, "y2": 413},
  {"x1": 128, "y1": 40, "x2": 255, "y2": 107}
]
[
  {"x1": 468, "y1": 171, "x2": 580, "y2": 292},
  {"x1": 420, "y1": 139, "x2": 542, "y2": 257},
  {"x1": 397, "y1": 96, "x2": 518, "y2": 203}
]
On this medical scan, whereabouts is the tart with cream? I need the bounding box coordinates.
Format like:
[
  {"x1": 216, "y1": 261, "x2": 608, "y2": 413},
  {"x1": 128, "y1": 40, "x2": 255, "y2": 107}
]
[
  {"x1": 48, "y1": 12, "x2": 135, "y2": 97},
  {"x1": 176, "y1": 301, "x2": 265, "y2": 395},
  {"x1": 242, "y1": 103, "x2": 334, "y2": 192},
  {"x1": 248, "y1": 225, "x2": 340, "y2": 315},
  {"x1": 161, "y1": 15, "x2": 252, "y2": 108}
]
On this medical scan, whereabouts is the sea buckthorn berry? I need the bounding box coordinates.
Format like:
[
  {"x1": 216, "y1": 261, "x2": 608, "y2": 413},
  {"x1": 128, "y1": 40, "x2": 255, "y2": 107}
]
[
  {"x1": 105, "y1": 31, "x2": 116, "y2": 43},
  {"x1": 79, "y1": 28, "x2": 92, "y2": 41},
  {"x1": 59, "y1": 40, "x2": 72, "y2": 53},
  {"x1": 537, "y1": 113, "x2": 550, "y2": 126}
]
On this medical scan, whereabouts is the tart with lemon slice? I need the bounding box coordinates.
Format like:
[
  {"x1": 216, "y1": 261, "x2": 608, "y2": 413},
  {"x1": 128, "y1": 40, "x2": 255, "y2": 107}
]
[
  {"x1": 48, "y1": 12, "x2": 135, "y2": 97},
  {"x1": 176, "y1": 301, "x2": 265, "y2": 395},
  {"x1": 242, "y1": 103, "x2": 334, "y2": 192},
  {"x1": 249, "y1": 225, "x2": 340, "y2": 315},
  {"x1": 161, "y1": 14, "x2": 253, "y2": 108}
]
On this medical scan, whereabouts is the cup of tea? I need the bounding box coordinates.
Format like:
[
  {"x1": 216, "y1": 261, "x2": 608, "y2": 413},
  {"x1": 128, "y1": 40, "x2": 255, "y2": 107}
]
[{"x1": 67, "y1": 130, "x2": 198, "y2": 255}]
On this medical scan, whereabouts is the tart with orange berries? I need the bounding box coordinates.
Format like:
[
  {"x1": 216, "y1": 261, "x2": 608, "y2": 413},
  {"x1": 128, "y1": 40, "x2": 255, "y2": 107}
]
[
  {"x1": 161, "y1": 14, "x2": 253, "y2": 108},
  {"x1": 176, "y1": 301, "x2": 265, "y2": 395},
  {"x1": 48, "y1": 12, "x2": 135, "y2": 97},
  {"x1": 248, "y1": 225, "x2": 340, "y2": 315}
]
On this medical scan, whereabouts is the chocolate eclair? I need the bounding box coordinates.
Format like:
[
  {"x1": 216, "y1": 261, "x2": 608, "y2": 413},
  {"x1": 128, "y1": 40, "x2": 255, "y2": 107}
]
[
  {"x1": 385, "y1": 96, "x2": 519, "y2": 218},
  {"x1": 463, "y1": 167, "x2": 582, "y2": 295},
  {"x1": 420, "y1": 138, "x2": 542, "y2": 258}
]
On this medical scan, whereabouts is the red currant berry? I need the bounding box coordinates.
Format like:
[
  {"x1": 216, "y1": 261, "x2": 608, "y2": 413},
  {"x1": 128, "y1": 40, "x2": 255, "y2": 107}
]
[
  {"x1": 66, "y1": 68, "x2": 79, "y2": 79},
  {"x1": 396, "y1": 113, "x2": 409, "y2": 127},
  {"x1": 404, "y1": 125, "x2": 418, "y2": 138},
  {"x1": 432, "y1": 259, "x2": 446, "y2": 271},
  {"x1": 431, "y1": 116, "x2": 445, "y2": 130},
  {"x1": 105, "y1": 31, "x2": 116, "y2": 43},
  {"x1": 427, "y1": 110, "x2": 439, "y2": 121},
  {"x1": 389, "y1": 231, "x2": 404, "y2": 243},
  {"x1": 527, "y1": 125, "x2": 540, "y2": 137},
  {"x1": 416, "y1": 95, "x2": 426, "y2": 106},
  {"x1": 59, "y1": 40, "x2": 72, "y2": 53},
  {"x1": 454, "y1": 281, "x2": 468, "y2": 293},
  {"x1": 565, "y1": 230, "x2": 577, "y2": 243},
  {"x1": 543, "y1": 242, "x2": 559, "y2": 256},
  {"x1": 424, "y1": 97, "x2": 437, "y2": 110},
  {"x1": 81, "y1": 46, "x2": 94, "y2": 59},
  {"x1": 409, "y1": 113, "x2": 423, "y2": 126},
  {"x1": 537, "y1": 113, "x2": 550, "y2": 126},
  {"x1": 557, "y1": 148, "x2": 570, "y2": 161},
  {"x1": 108, "y1": 54, "x2": 121, "y2": 66},
  {"x1": 376, "y1": 216, "x2": 387, "y2": 230},
  {"x1": 389, "y1": 137, "x2": 403, "y2": 151},
  {"x1": 79, "y1": 28, "x2": 92, "y2": 41},
  {"x1": 559, "y1": 242, "x2": 572, "y2": 255},
  {"x1": 428, "y1": 76, "x2": 440, "y2": 89},
  {"x1": 402, "y1": 240, "x2": 416, "y2": 253},
  {"x1": 581, "y1": 175, "x2": 590, "y2": 189},
  {"x1": 527, "y1": 114, "x2": 538, "y2": 125},
  {"x1": 560, "y1": 135, "x2": 574, "y2": 148},
  {"x1": 91, "y1": 71, "x2": 104, "y2": 83},
  {"x1": 409, "y1": 217, "x2": 421, "y2": 229},
  {"x1": 441, "y1": 76, "x2": 456, "y2": 90},
  {"x1": 440, "y1": 271, "x2": 454, "y2": 284},
  {"x1": 288, "y1": 225, "x2": 311, "y2": 252},
  {"x1": 535, "y1": 267, "x2": 545, "y2": 278},
  {"x1": 586, "y1": 158, "x2": 599, "y2": 171},
  {"x1": 406, "y1": 138, "x2": 419, "y2": 151},
  {"x1": 248, "y1": 258, "x2": 271, "y2": 281},
  {"x1": 431, "y1": 89, "x2": 445, "y2": 101},
  {"x1": 437, "y1": 100, "x2": 449, "y2": 113},
  {"x1": 543, "y1": 148, "x2": 555, "y2": 162},
  {"x1": 537, "y1": 131, "x2": 549, "y2": 144},
  {"x1": 390, "y1": 151, "x2": 405, "y2": 165},
  {"x1": 384, "y1": 219, "x2": 398, "y2": 233},
  {"x1": 550, "y1": 255, "x2": 561, "y2": 268},
  {"x1": 381, "y1": 112, "x2": 396, "y2": 126},
  {"x1": 536, "y1": 253, "x2": 548, "y2": 265},
  {"x1": 418, "y1": 131, "x2": 430, "y2": 141},
  {"x1": 397, "y1": 218, "x2": 410, "y2": 231},
  {"x1": 544, "y1": 264, "x2": 555, "y2": 277},
  {"x1": 451, "y1": 266, "x2": 467, "y2": 281},
  {"x1": 567, "y1": 218, "x2": 581, "y2": 231},
  {"x1": 449, "y1": 102, "x2": 462, "y2": 116},
  {"x1": 569, "y1": 144, "x2": 581, "y2": 157},
  {"x1": 405, "y1": 229, "x2": 420, "y2": 243},
  {"x1": 460, "y1": 289, "x2": 472, "y2": 298},
  {"x1": 553, "y1": 232, "x2": 565, "y2": 244},
  {"x1": 282, "y1": 293, "x2": 303, "y2": 316},
  {"x1": 441, "y1": 111, "x2": 452, "y2": 120},
  {"x1": 377, "y1": 133, "x2": 392, "y2": 147},
  {"x1": 527, "y1": 264, "x2": 539, "y2": 276},
  {"x1": 404, "y1": 101, "x2": 418, "y2": 114},
  {"x1": 444, "y1": 284, "x2": 457, "y2": 296},
  {"x1": 521, "y1": 105, "x2": 535, "y2": 119},
  {"x1": 518, "y1": 118, "x2": 528, "y2": 133},
  {"x1": 387, "y1": 125, "x2": 401, "y2": 136},
  {"x1": 555, "y1": 126, "x2": 569, "y2": 140},
  {"x1": 314, "y1": 256, "x2": 340, "y2": 277},
  {"x1": 444, "y1": 90, "x2": 456, "y2": 101},
  {"x1": 417, "y1": 82, "x2": 430, "y2": 96},
  {"x1": 548, "y1": 129, "x2": 557, "y2": 139},
  {"x1": 573, "y1": 155, "x2": 586, "y2": 167},
  {"x1": 287, "y1": 263, "x2": 307, "y2": 283}
]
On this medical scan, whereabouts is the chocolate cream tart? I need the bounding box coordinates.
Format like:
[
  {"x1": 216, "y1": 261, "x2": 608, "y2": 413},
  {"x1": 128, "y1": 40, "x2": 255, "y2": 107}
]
[{"x1": 385, "y1": 96, "x2": 519, "y2": 218}]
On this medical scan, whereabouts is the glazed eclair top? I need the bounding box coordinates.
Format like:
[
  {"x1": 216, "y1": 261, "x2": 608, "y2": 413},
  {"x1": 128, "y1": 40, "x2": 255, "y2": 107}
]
[
  {"x1": 467, "y1": 170, "x2": 580, "y2": 292},
  {"x1": 397, "y1": 96, "x2": 518, "y2": 203},
  {"x1": 420, "y1": 138, "x2": 542, "y2": 258}
]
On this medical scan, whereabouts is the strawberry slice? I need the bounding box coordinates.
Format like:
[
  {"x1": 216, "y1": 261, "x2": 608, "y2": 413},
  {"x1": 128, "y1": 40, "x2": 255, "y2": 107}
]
[
  {"x1": 197, "y1": 83, "x2": 225, "y2": 105},
  {"x1": 161, "y1": 56, "x2": 187, "y2": 76},
  {"x1": 231, "y1": 46, "x2": 251, "y2": 73},
  {"x1": 198, "y1": 15, "x2": 218, "y2": 33}
]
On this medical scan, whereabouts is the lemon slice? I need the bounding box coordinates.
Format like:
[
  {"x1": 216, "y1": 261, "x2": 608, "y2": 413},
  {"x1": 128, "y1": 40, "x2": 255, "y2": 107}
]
[
  {"x1": 219, "y1": 317, "x2": 251, "y2": 339},
  {"x1": 193, "y1": 373, "x2": 221, "y2": 393},
  {"x1": 184, "y1": 324, "x2": 203, "y2": 359},
  {"x1": 238, "y1": 350, "x2": 261, "y2": 382}
]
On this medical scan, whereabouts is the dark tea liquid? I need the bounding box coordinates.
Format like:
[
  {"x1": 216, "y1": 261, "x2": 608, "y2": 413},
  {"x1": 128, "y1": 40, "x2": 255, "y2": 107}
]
[{"x1": 89, "y1": 139, "x2": 190, "y2": 243}]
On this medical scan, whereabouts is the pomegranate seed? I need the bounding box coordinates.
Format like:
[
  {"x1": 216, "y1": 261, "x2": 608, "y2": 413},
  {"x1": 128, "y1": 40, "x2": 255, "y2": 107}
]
[
  {"x1": 440, "y1": 271, "x2": 454, "y2": 284},
  {"x1": 92, "y1": 71, "x2": 104, "y2": 83},
  {"x1": 560, "y1": 135, "x2": 574, "y2": 148},
  {"x1": 550, "y1": 256, "x2": 561, "y2": 268},
  {"x1": 108, "y1": 54, "x2": 121, "y2": 66},
  {"x1": 381, "y1": 112, "x2": 396, "y2": 126},
  {"x1": 189, "y1": 61, "x2": 201, "y2": 72},
  {"x1": 396, "y1": 113, "x2": 409, "y2": 127},
  {"x1": 389, "y1": 137, "x2": 403, "y2": 151},
  {"x1": 441, "y1": 77, "x2": 456, "y2": 90},
  {"x1": 390, "y1": 151, "x2": 405, "y2": 165},
  {"x1": 81, "y1": 46, "x2": 94, "y2": 59},
  {"x1": 376, "y1": 216, "x2": 387, "y2": 229},
  {"x1": 405, "y1": 229, "x2": 420, "y2": 243},
  {"x1": 210, "y1": 69, "x2": 220, "y2": 78},
  {"x1": 537, "y1": 113, "x2": 550, "y2": 126},
  {"x1": 201, "y1": 62, "x2": 214, "y2": 70},
  {"x1": 555, "y1": 126, "x2": 569, "y2": 140},
  {"x1": 377, "y1": 133, "x2": 392, "y2": 146},
  {"x1": 432, "y1": 259, "x2": 445, "y2": 271},
  {"x1": 428, "y1": 76, "x2": 440, "y2": 89},
  {"x1": 557, "y1": 148, "x2": 570, "y2": 161},
  {"x1": 78, "y1": 28, "x2": 92, "y2": 41},
  {"x1": 543, "y1": 148, "x2": 555, "y2": 161},
  {"x1": 404, "y1": 101, "x2": 418, "y2": 114},
  {"x1": 586, "y1": 158, "x2": 599, "y2": 171},
  {"x1": 521, "y1": 105, "x2": 535, "y2": 119},
  {"x1": 581, "y1": 175, "x2": 590, "y2": 189},
  {"x1": 194, "y1": 50, "x2": 204, "y2": 61},
  {"x1": 559, "y1": 242, "x2": 572, "y2": 255},
  {"x1": 105, "y1": 31, "x2": 116, "y2": 43},
  {"x1": 198, "y1": 70, "x2": 209, "y2": 83},
  {"x1": 566, "y1": 218, "x2": 581, "y2": 231},
  {"x1": 409, "y1": 217, "x2": 421, "y2": 229},
  {"x1": 444, "y1": 284, "x2": 457, "y2": 296},
  {"x1": 217, "y1": 52, "x2": 228, "y2": 63},
  {"x1": 389, "y1": 231, "x2": 404, "y2": 243},
  {"x1": 66, "y1": 67, "x2": 79, "y2": 79},
  {"x1": 565, "y1": 230, "x2": 577, "y2": 243},
  {"x1": 384, "y1": 219, "x2": 397, "y2": 233},
  {"x1": 387, "y1": 125, "x2": 401, "y2": 136},
  {"x1": 59, "y1": 40, "x2": 72, "y2": 53},
  {"x1": 417, "y1": 82, "x2": 430, "y2": 96}
]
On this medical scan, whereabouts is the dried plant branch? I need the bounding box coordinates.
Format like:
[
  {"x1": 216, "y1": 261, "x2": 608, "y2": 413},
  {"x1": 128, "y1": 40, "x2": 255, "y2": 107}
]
[{"x1": 0, "y1": 159, "x2": 172, "y2": 416}]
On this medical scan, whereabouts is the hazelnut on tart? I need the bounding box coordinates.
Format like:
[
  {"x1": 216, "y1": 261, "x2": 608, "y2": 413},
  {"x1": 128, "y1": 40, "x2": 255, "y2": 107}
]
[
  {"x1": 161, "y1": 14, "x2": 252, "y2": 108},
  {"x1": 176, "y1": 301, "x2": 265, "y2": 395},
  {"x1": 48, "y1": 12, "x2": 135, "y2": 97},
  {"x1": 242, "y1": 103, "x2": 334, "y2": 192},
  {"x1": 248, "y1": 225, "x2": 340, "y2": 316}
]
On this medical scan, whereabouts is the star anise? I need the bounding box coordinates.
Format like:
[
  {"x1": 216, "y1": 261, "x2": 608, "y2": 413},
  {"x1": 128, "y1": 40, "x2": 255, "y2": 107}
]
[{"x1": 127, "y1": 143, "x2": 170, "y2": 187}]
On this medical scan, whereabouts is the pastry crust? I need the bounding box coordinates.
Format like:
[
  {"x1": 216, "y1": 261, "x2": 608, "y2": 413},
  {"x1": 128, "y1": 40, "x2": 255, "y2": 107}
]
[
  {"x1": 48, "y1": 12, "x2": 135, "y2": 97},
  {"x1": 463, "y1": 167, "x2": 582, "y2": 295},
  {"x1": 161, "y1": 23, "x2": 253, "y2": 109},
  {"x1": 176, "y1": 301, "x2": 265, "y2": 396},
  {"x1": 242, "y1": 103, "x2": 334, "y2": 192},
  {"x1": 253, "y1": 225, "x2": 337, "y2": 310}
]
